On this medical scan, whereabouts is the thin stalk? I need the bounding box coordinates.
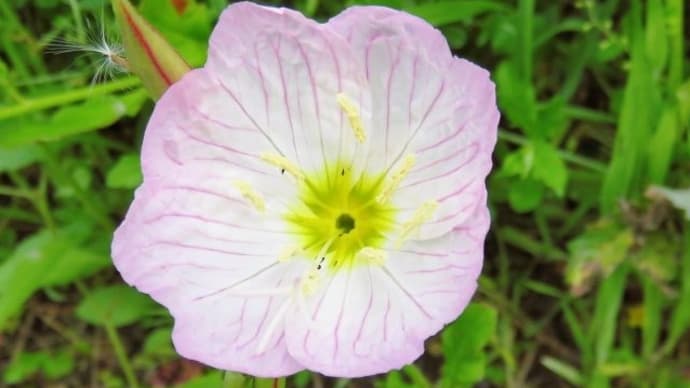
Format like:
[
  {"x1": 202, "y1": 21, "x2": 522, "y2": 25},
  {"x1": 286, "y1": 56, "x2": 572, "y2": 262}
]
[
  {"x1": 564, "y1": 105, "x2": 616, "y2": 124},
  {"x1": 104, "y1": 324, "x2": 139, "y2": 388},
  {"x1": 66, "y1": 0, "x2": 86, "y2": 44},
  {"x1": 498, "y1": 130, "x2": 608, "y2": 173},
  {"x1": 0, "y1": 76, "x2": 140, "y2": 120}
]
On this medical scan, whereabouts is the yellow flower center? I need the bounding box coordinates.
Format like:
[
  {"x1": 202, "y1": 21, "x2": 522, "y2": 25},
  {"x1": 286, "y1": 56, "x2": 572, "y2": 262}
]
[{"x1": 284, "y1": 162, "x2": 396, "y2": 270}]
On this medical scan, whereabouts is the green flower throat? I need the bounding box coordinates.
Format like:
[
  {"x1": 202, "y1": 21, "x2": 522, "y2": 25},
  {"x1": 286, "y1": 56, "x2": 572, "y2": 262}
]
[{"x1": 284, "y1": 163, "x2": 397, "y2": 270}]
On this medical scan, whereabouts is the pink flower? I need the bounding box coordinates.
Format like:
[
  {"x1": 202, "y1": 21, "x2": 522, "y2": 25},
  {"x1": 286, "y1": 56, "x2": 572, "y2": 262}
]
[{"x1": 112, "y1": 1, "x2": 498, "y2": 378}]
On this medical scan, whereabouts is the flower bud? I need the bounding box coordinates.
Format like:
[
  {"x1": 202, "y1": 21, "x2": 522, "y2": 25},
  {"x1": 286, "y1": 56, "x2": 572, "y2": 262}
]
[{"x1": 111, "y1": 0, "x2": 191, "y2": 100}]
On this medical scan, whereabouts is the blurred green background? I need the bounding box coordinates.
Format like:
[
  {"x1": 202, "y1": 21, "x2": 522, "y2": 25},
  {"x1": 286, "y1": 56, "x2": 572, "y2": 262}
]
[{"x1": 0, "y1": 0, "x2": 689, "y2": 387}]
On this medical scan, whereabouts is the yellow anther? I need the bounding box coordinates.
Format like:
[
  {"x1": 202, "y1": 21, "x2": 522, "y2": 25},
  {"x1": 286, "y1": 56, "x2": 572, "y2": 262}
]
[
  {"x1": 377, "y1": 154, "x2": 416, "y2": 203},
  {"x1": 336, "y1": 93, "x2": 366, "y2": 143},
  {"x1": 301, "y1": 269, "x2": 321, "y2": 295},
  {"x1": 260, "y1": 152, "x2": 303, "y2": 179},
  {"x1": 233, "y1": 180, "x2": 265, "y2": 212},
  {"x1": 278, "y1": 244, "x2": 302, "y2": 262},
  {"x1": 398, "y1": 200, "x2": 439, "y2": 244},
  {"x1": 356, "y1": 247, "x2": 387, "y2": 266}
]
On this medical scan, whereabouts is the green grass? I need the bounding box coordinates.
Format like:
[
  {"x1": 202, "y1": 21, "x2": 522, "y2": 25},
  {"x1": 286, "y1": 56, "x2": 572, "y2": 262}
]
[{"x1": 1, "y1": 0, "x2": 689, "y2": 387}]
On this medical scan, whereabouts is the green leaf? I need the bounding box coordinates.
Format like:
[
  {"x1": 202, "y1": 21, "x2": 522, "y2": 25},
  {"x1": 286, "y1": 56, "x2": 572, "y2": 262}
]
[
  {"x1": 0, "y1": 227, "x2": 110, "y2": 330},
  {"x1": 175, "y1": 372, "x2": 223, "y2": 388},
  {"x1": 591, "y1": 264, "x2": 629, "y2": 381},
  {"x1": 508, "y1": 178, "x2": 544, "y2": 213},
  {"x1": 106, "y1": 153, "x2": 142, "y2": 189},
  {"x1": 495, "y1": 60, "x2": 537, "y2": 134},
  {"x1": 540, "y1": 356, "x2": 583, "y2": 386},
  {"x1": 647, "y1": 106, "x2": 679, "y2": 184},
  {"x1": 141, "y1": 327, "x2": 175, "y2": 359},
  {"x1": 0, "y1": 90, "x2": 147, "y2": 147},
  {"x1": 532, "y1": 140, "x2": 568, "y2": 197},
  {"x1": 2, "y1": 352, "x2": 45, "y2": 384},
  {"x1": 42, "y1": 349, "x2": 75, "y2": 379},
  {"x1": 76, "y1": 285, "x2": 157, "y2": 327},
  {"x1": 404, "y1": 1, "x2": 509, "y2": 27},
  {"x1": 600, "y1": 2, "x2": 662, "y2": 211},
  {"x1": 0, "y1": 144, "x2": 42, "y2": 171},
  {"x1": 441, "y1": 303, "x2": 497, "y2": 386}
]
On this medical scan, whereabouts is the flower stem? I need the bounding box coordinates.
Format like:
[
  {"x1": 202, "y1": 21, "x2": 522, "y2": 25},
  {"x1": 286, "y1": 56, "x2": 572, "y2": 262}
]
[
  {"x1": 0, "y1": 76, "x2": 140, "y2": 120},
  {"x1": 104, "y1": 323, "x2": 139, "y2": 388}
]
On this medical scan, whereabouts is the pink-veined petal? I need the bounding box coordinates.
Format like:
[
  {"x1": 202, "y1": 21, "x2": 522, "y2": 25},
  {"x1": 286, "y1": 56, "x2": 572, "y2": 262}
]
[
  {"x1": 327, "y1": 6, "x2": 453, "y2": 67},
  {"x1": 113, "y1": 177, "x2": 308, "y2": 376},
  {"x1": 284, "y1": 203, "x2": 488, "y2": 377},
  {"x1": 206, "y1": 1, "x2": 372, "y2": 176},
  {"x1": 328, "y1": 8, "x2": 498, "y2": 239}
]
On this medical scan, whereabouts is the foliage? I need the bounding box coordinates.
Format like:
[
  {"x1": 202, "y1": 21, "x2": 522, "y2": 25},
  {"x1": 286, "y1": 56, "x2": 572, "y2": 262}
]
[{"x1": 0, "y1": 0, "x2": 688, "y2": 386}]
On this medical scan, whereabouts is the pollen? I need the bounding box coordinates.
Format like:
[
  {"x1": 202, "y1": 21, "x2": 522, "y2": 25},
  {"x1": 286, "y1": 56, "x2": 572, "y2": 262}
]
[
  {"x1": 284, "y1": 162, "x2": 396, "y2": 271},
  {"x1": 336, "y1": 93, "x2": 366, "y2": 144},
  {"x1": 377, "y1": 154, "x2": 416, "y2": 204},
  {"x1": 233, "y1": 180, "x2": 266, "y2": 212},
  {"x1": 356, "y1": 247, "x2": 387, "y2": 266},
  {"x1": 260, "y1": 152, "x2": 303, "y2": 179},
  {"x1": 300, "y1": 269, "x2": 321, "y2": 295},
  {"x1": 398, "y1": 200, "x2": 439, "y2": 244}
]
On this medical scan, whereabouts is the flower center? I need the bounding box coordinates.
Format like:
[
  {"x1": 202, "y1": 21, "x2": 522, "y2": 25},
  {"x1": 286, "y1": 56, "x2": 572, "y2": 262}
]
[
  {"x1": 335, "y1": 213, "x2": 355, "y2": 234},
  {"x1": 284, "y1": 162, "x2": 396, "y2": 270}
]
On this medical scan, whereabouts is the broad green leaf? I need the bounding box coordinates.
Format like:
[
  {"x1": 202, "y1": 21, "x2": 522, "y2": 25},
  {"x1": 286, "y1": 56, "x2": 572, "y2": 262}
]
[
  {"x1": 495, "y1": 60, "x2": 537, "y2": 134},
  {"x1": 532, "y1": 140, "x2": 568, "y2": 197},
  {"x1": 441, "y1": 303, "x2": 497, "y2": 386},
  {"x1": 0, "y1": 90, "x2": 147, "y2": 147},
  {"x1": 76, "y1": 285, "x2": 157, "y2": 327},
  {"x1": 0, "y1": 144, "x2": 42, "y2": 171},
  {"x1": 42, "y1": 349, "x2": 75, "y2": 379},
  {"x1": 508, "y1": 178, "x2": 543, "y2": 213},
  {"x1": 141, "y1": 327, "x2": 175, "y2": 359},
  {"x1": 0, "y1": 227, "x2": 110, "y2": 330},
  {"x1": 2, "y1": 352, "x2": 45, "y2": 384},
  {"x1": 106, "y1": 153, "x2": 142, "y2": 189}
]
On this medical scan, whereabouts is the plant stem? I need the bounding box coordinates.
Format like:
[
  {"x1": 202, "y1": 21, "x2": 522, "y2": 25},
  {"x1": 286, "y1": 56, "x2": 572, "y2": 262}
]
[
  {"x1": 0, "y1": 77, "x2": 140, "y2": 120},
  {"x1": 498, "y1": 130, "x2": 607, "y2": 173},
  {"x1": 104, "y1": 323, "x2": 139, "y2": 388}
]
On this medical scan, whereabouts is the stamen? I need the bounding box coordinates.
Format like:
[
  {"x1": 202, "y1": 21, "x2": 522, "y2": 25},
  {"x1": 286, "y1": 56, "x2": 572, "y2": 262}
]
[
  {"x1": 336, "y1": 93, "x2": 366, "y2": 143},
  {"x1": 233, "y1": 180, "x2": 266, "y2": 212},
  {"x1": 398, "y1": 200, "x2": 439, "y2": 244},
  {"x1": 377, "y1": 154, "x2": 416, "y2": 203},
  {"x1": 356, "y1": 247, "x2": 387, "y2": 266},
  {"x1": 278, "y1": 244, "x2": 303, "y2": 262},
  {"x1": 261, "y1": 152, "x2": 303, "y2": 179},
  {"x1": 299, "y1": 237, "x2": 335, "y2": 295},
  {"x1": 300, "y1": 269, "x2": 321, "y2": 295}
]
